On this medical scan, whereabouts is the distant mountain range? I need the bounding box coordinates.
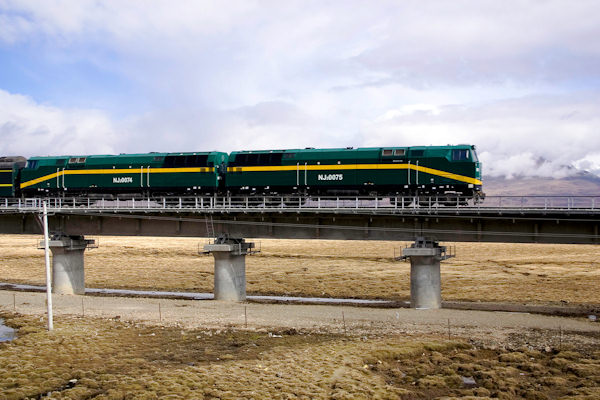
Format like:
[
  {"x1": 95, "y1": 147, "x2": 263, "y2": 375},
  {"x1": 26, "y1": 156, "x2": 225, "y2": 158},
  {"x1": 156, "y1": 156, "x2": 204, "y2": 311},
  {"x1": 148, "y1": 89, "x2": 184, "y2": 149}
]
[{"x1": 483, "y1": 174, "x2": 600, "y2": 196}]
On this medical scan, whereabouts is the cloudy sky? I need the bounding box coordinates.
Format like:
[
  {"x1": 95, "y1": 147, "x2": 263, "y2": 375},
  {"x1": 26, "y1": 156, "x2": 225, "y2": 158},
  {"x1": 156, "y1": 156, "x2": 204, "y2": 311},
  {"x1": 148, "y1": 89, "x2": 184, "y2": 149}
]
[{"x1": 1, "y1": 0, "x2": 600, "y2": 178}]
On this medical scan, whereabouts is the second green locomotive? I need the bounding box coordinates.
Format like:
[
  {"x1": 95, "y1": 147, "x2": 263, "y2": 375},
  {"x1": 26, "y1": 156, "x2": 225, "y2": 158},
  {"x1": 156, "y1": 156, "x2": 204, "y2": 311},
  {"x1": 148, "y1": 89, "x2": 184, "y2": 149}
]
[{"x1": 227, "y1": 145, "x2": 482, "y2": 198}]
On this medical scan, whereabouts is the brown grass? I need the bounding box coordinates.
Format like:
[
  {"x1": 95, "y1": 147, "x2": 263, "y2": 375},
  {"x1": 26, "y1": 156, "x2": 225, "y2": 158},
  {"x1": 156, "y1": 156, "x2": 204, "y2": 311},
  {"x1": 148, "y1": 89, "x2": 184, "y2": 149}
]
[
  {"x1": 1, "y1": 234, "x2": 599, "y2": 304},
  {"x1": 369, "y1": 340, "x2": 600, "y2": 399},
  {"x1": 1, "y1": 312, "x2": 598, "y2": 399}
]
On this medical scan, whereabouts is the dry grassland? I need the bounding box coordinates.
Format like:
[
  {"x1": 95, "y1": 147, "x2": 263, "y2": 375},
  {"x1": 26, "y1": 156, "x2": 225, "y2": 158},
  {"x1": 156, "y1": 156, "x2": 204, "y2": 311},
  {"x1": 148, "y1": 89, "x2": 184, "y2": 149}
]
[
  {"x1": 1, "y1": 234, "x2": 599, "y2": 305},
  {"x1": 1, "y1": 312, "x2": 599, "y2": 399}
]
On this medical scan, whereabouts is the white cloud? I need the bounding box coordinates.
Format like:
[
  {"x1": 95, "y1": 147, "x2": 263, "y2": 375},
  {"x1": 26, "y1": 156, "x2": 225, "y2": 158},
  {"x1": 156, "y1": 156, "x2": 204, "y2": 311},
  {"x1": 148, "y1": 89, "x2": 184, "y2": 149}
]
[
  {"x1": 0, "y1": 90, "x2": 118, "y2": 157},
  {"x1": 573, "y1": 153, "x2": 600, "y2": 175},
  {"x1": 375, "y1": 105, "x2": 441, "y2": 123},
  {"x1": 4, "y1": 1, "x2": 600, "y2": 94},
  {"x1": 361, "y1": 93, "x2": 600, "y2": 178},
  {"x1": 1, "y1": 1, "x2": 600, "y2": 179}
]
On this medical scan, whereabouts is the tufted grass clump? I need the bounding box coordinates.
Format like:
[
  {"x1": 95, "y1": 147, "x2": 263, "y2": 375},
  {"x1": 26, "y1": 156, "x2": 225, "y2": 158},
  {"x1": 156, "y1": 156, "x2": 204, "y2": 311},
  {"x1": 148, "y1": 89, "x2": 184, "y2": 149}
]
[
  {"x1": 366, "y1": 338, "x2": 600, "y2": 399},
  {"x1": 1, "y1": 311, "x2": 599, "y2": 399}
]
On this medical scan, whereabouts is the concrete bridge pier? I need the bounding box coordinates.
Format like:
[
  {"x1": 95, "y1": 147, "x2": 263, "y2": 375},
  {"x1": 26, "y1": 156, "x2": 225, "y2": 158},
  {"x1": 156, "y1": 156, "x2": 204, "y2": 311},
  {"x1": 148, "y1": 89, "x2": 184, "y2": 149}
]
[
  {"x1": 43, "y1": 235, "x2": 96, "y2": 295},
  {"x1": 203, "y1": 235, "x2": 256, "y2": 301},
  {"x1": 401, "y1": 237, "x2": 454, "y2": 309}
]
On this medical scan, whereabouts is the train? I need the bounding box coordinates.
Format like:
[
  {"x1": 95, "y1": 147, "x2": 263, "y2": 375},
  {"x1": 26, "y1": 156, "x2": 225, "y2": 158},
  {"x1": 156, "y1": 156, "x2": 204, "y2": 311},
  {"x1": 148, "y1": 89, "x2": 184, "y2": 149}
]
[{"x1": 0, "y1": 145, "x2": 483, "y2": 201}]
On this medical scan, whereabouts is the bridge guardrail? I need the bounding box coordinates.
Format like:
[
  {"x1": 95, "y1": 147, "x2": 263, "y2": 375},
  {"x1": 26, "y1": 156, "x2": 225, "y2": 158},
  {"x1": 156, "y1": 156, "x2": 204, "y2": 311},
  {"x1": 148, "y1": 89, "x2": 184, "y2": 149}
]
[{"x1": 2, "y1": 195, "x2": 600, "y2": 214}]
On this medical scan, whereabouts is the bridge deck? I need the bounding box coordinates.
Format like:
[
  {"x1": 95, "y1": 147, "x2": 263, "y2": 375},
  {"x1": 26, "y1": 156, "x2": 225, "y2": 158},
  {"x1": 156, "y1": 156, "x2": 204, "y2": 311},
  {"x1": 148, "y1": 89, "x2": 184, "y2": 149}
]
[
  {"x1": 1, "y1": 196, "x2": 599, "y2": 244},
  {"x1": 1, "y1": 195, "x2": 600, "y2": 215}
]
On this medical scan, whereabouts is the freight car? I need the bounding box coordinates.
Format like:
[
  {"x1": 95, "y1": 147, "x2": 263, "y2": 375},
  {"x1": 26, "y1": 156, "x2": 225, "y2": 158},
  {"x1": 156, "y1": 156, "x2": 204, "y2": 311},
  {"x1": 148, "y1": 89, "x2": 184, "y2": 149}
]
[
  {"x1": 0, "y1": 145, "x2": 483, "y2": 201},
  {"x1": 18, "y1": 152, "x2": 228, "y2": 196},
  {"x1": 227, "y1": 145, "x2": 482, "y2": 199}
]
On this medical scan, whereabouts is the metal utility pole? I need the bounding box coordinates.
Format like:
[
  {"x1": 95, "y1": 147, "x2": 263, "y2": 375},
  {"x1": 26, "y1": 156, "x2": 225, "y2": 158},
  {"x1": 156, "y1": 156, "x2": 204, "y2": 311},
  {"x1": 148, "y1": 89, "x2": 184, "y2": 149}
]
[{"x1": 43, "y1": 201, "x2": 53, "y2": 331}]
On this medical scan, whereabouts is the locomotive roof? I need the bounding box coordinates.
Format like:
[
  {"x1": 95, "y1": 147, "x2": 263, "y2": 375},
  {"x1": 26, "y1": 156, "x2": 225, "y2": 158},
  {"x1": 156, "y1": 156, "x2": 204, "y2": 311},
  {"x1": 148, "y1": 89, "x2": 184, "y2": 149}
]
[
  {"x1": 22, "y1": 145, "x2": 477, "y2": 162},
  {"x1": 231, "y1": 144, "x2": 475, "y2": 153},
  {"x1": 27, "y1": 151, "x2": 226, "y2": 160}
]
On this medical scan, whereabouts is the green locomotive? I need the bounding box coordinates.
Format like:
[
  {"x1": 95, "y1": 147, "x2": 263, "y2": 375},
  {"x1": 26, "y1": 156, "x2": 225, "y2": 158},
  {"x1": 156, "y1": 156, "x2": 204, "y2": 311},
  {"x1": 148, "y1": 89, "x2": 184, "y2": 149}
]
[
  {"x1": 227, "y1": 145, "x2": 482, "y2": 198},
  {"x1": 5, "y1": 144, "x2": 482, "y2": 200},
  {"x1": 19, "y1": 152, "x2": 228, "y2": 196}
]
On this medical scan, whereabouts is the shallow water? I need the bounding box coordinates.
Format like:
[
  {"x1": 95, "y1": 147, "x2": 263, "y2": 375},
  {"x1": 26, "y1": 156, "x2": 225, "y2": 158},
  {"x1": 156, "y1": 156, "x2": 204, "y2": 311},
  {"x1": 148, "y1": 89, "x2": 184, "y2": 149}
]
[
  {"x1": 0, "y1": 282, "x2": 395, "y2": 305},
  {"x1": 0, "y1": 318, "x2": 16, "y2": 342}
]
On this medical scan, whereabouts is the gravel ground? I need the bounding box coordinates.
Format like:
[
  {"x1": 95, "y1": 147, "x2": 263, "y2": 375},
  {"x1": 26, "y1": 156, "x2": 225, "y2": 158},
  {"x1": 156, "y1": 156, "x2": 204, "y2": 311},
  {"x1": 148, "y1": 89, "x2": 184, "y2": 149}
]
[{"x1": 2, "y1": 290, "x2": 599, "y2": 350}]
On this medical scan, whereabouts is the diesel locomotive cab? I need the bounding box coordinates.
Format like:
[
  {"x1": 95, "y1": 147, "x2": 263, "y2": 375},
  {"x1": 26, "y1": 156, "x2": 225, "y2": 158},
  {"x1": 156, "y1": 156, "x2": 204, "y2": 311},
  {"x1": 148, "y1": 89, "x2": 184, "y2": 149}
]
[
  {"x1": 469, "y1": 146, "x2": 484, "y2": 200},
  {"x1": 447, "y1": 145, "x2": 484, "y2": 201}
]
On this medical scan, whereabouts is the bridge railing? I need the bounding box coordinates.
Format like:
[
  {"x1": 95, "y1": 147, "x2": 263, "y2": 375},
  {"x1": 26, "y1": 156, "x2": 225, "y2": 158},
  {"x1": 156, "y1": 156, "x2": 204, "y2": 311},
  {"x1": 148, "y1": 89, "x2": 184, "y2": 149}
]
[
  {"x1": 477, "y1": 196, "x2": 599, "y2": 210},
  {"x1": 1, "y1": 195, "x2": 600, "y2": 213}
]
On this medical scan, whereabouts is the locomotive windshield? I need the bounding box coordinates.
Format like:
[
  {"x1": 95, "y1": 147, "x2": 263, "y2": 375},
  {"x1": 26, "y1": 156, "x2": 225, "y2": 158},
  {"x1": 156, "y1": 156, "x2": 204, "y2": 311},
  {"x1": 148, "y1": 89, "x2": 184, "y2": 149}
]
[{"x1": 452, "y1": 149, "x2": 469, "y2": 161}]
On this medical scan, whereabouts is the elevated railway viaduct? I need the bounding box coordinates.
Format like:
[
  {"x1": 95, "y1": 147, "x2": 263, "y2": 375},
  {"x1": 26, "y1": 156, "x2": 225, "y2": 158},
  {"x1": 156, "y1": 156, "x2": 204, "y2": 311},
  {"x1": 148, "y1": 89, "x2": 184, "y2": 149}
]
[
  {"x1": 0, "y1": 195, "x2": 598, "y2": 244},
  {"x1": 1, "y1": 195, "x2": 598, "y2": 305}
]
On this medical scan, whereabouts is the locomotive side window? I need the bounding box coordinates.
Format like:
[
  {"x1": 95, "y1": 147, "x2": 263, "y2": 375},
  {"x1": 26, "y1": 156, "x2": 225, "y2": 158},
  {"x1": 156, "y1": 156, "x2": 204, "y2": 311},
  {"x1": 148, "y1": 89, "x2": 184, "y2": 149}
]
[
  {"x1": 165, "y1": 156, "x2": 182, "y2": 167},
  {"x1": 192, "y1": 154, "x2": 208, "y2": 166},
  {"x1": 26, "y1": 160, "x2": 38, "y2": 169},
  {"x1": 394, "y1": 149, "x2": 405, "y2": 156},
  {"x1": 245, "y1": 154, "x2": 260, "y2": 166},
  {"x1": 382, "y1": 149, "x2": 393, "y2": 156},
  {"x1": 452, "y1": 149, "x2": 469, "y2": 161},
  {"x1": 0, "y1": 172, "x2": 11, "y2": 184},
  {"x1": 230, "y1": 153, "x2": 283, "y2": 166},
  {"x1": 267, "y1": 153, "x2": 283, "y2": 165},
  {"x1": 229, "y1": 154, "x2": 247, "y2": 167},
  {"x1": 229, "y1": 154, "x2": 243, "y2": 167},
  {"x1": 164, "y1": 154, "x2": 209, "y2": 167}
]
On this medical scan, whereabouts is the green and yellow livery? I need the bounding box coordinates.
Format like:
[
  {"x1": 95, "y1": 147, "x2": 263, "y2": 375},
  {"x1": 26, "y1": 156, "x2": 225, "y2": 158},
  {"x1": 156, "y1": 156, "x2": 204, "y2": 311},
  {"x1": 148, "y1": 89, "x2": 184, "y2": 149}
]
[
  {"x1": 3, "y1": 145, "x2": 483, "y2": 199},
  {"x1": 227, "y1": 145, "x2": 482, "y2": 197},
  {"x1": 19, "y1": 152, "x2": 228, "y2": 195}
]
